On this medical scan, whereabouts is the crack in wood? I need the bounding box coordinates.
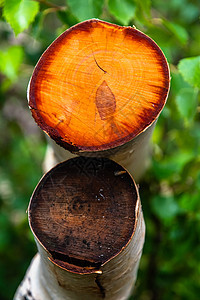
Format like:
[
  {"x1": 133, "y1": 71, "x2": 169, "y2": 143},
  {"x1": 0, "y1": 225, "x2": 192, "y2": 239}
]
[
  {"x1": 50, "y1": 250, "x2": 102, "y2": 269},
  {"x1": 95, "y1": 275, "x2": 106, "y2": 298},
  {"x1": 93, "y1": 56, "x2": 107, "y2": 74}
]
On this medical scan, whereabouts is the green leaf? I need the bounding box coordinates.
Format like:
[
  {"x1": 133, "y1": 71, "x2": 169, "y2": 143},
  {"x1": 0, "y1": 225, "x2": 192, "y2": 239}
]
[
  {"x1": 0, "y1": 46, "x2": 24, "y2": 81},
  {"x1": 178, "y1": 56, "x2": 200, "y2": 89},
  {"x1": 153, "y1": 152, "x2": 194, "y2": 179},
  {"x1": 171, "y1": 71, "x2": 191, "y2": 93},
  {"x1": 179, "y1": 3, "x2": 199, "y2": 23},
  {"x1": 151, "y1": 196, "x2": 180, "y2": 220},
  {"x1": 162, "y1": 20, "x2": 188, "y2": 45},
  {"x1": 57, "y1": 10, "x2": 78, "y2": 27},
  {"x1": 175, "y1": 88, "x2": 198, "y2": 121},
  {"x1": 31, "y1": 11, "x2": 44, "y2": 39},
  {"x1": 135, "y1": 0, "x2": 151, "y2": 17},
  {"x1": 108, "y1": 0, "x2": 136, "y2": 25},
  {"x1": 3, "y1": 0, "x2": 39, "y2": 35},
  {"x1": 67, "y1": 0, "x2": 104, "y2": 21},
  {"x1": 179, "y1": 193, "x2": 199, "y2": 212}
]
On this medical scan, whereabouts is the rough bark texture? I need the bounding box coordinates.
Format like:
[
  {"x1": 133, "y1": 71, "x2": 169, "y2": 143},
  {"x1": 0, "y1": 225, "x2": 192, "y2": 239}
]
[{"x1": 14, "y1": 157, "x2": 145, "y2": 300}]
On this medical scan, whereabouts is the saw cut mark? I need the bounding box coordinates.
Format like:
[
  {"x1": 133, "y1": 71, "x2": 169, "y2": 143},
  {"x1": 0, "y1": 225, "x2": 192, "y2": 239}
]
[{"x1": 95, "y1": 80, "x2": 116, "y2": 120}]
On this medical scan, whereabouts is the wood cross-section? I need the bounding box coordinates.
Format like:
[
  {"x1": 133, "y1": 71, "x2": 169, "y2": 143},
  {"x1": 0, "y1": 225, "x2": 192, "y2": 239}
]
[
  {"x1": 28, "y1": 157, "x2": 138, "y2": 274},
  {"x1": 28, "y1": 19, "x2": 170, "y2": 152}
]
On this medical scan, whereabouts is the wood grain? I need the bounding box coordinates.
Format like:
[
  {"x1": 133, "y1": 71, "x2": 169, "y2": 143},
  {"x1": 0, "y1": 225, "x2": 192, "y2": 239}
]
[
  {"x1": 28, "y1": 19, "x2": 170, "y2": 152},
  {"x1": 29, "y1": 157, "x2": 138, "y2": 274}
]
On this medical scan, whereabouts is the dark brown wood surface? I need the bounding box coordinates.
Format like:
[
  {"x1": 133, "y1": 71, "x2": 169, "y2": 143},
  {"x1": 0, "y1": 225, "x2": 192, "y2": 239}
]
[{"x1": 29, "y1": 157, "x2": 138, "y2": 274}]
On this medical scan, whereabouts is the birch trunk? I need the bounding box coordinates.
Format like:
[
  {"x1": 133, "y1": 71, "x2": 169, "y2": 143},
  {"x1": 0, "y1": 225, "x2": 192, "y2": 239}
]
[
  {"x1": 28, "y1": 19, "x2": 170, "y2": 181},
  {"x1": 44, "y1": 120, "x2": 156, "y2": 181},
  {"x1": 14, "y1": 157, "x2": 145, "y2": 300}
]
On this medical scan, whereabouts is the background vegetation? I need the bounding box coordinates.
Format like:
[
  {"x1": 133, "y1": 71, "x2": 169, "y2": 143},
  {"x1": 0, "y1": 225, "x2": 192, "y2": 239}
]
[{"x1": 0, "y1": 0, "x2": 200, "y2": 299}]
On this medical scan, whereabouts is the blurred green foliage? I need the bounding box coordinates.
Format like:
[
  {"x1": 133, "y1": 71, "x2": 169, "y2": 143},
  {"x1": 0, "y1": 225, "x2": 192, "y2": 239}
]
[{"x1": 0, "y1": 0, "x2": 200, "y2": 299}]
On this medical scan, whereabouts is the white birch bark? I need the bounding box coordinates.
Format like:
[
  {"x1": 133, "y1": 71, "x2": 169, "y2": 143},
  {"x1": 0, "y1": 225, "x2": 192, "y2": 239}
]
[
  {"x1": 14, "y1": 199, "x2": 145, "y2": 300},
  {"x1": 43, "y1": 121, "x2": 156, "y2": 181}
]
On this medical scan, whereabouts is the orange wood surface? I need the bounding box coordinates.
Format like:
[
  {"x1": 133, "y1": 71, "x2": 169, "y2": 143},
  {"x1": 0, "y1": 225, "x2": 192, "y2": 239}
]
[{"x1": 29, "y1": 19, "x2": 170, "y2": 152}]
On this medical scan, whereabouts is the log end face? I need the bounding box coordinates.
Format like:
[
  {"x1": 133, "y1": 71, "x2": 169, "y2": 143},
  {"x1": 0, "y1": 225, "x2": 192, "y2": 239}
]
[
  {"x1": 28, "y1": 19, "x2": 170, "y2": 152},
  {"x1": 29, "y1": 157, "x2": 139, "y2": 274}
]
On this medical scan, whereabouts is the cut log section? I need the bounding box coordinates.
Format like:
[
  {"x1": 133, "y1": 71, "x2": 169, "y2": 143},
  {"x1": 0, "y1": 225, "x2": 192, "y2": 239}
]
[
  {"x1": 28, "y1": 19, "x2": 170, "y2": 180},
  {"x1": 14, "y1": 157, "x2": 145, "y2": 300}
]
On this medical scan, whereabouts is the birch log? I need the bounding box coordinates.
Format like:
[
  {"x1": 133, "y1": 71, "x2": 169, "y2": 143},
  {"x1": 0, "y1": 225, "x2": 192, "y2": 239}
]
[
  {"x1": 14, "y1": 157, "x2": 145, "y2": 300},
  {"x1": 28, "y1": 19, "x2": 170, "y2": 181}
]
